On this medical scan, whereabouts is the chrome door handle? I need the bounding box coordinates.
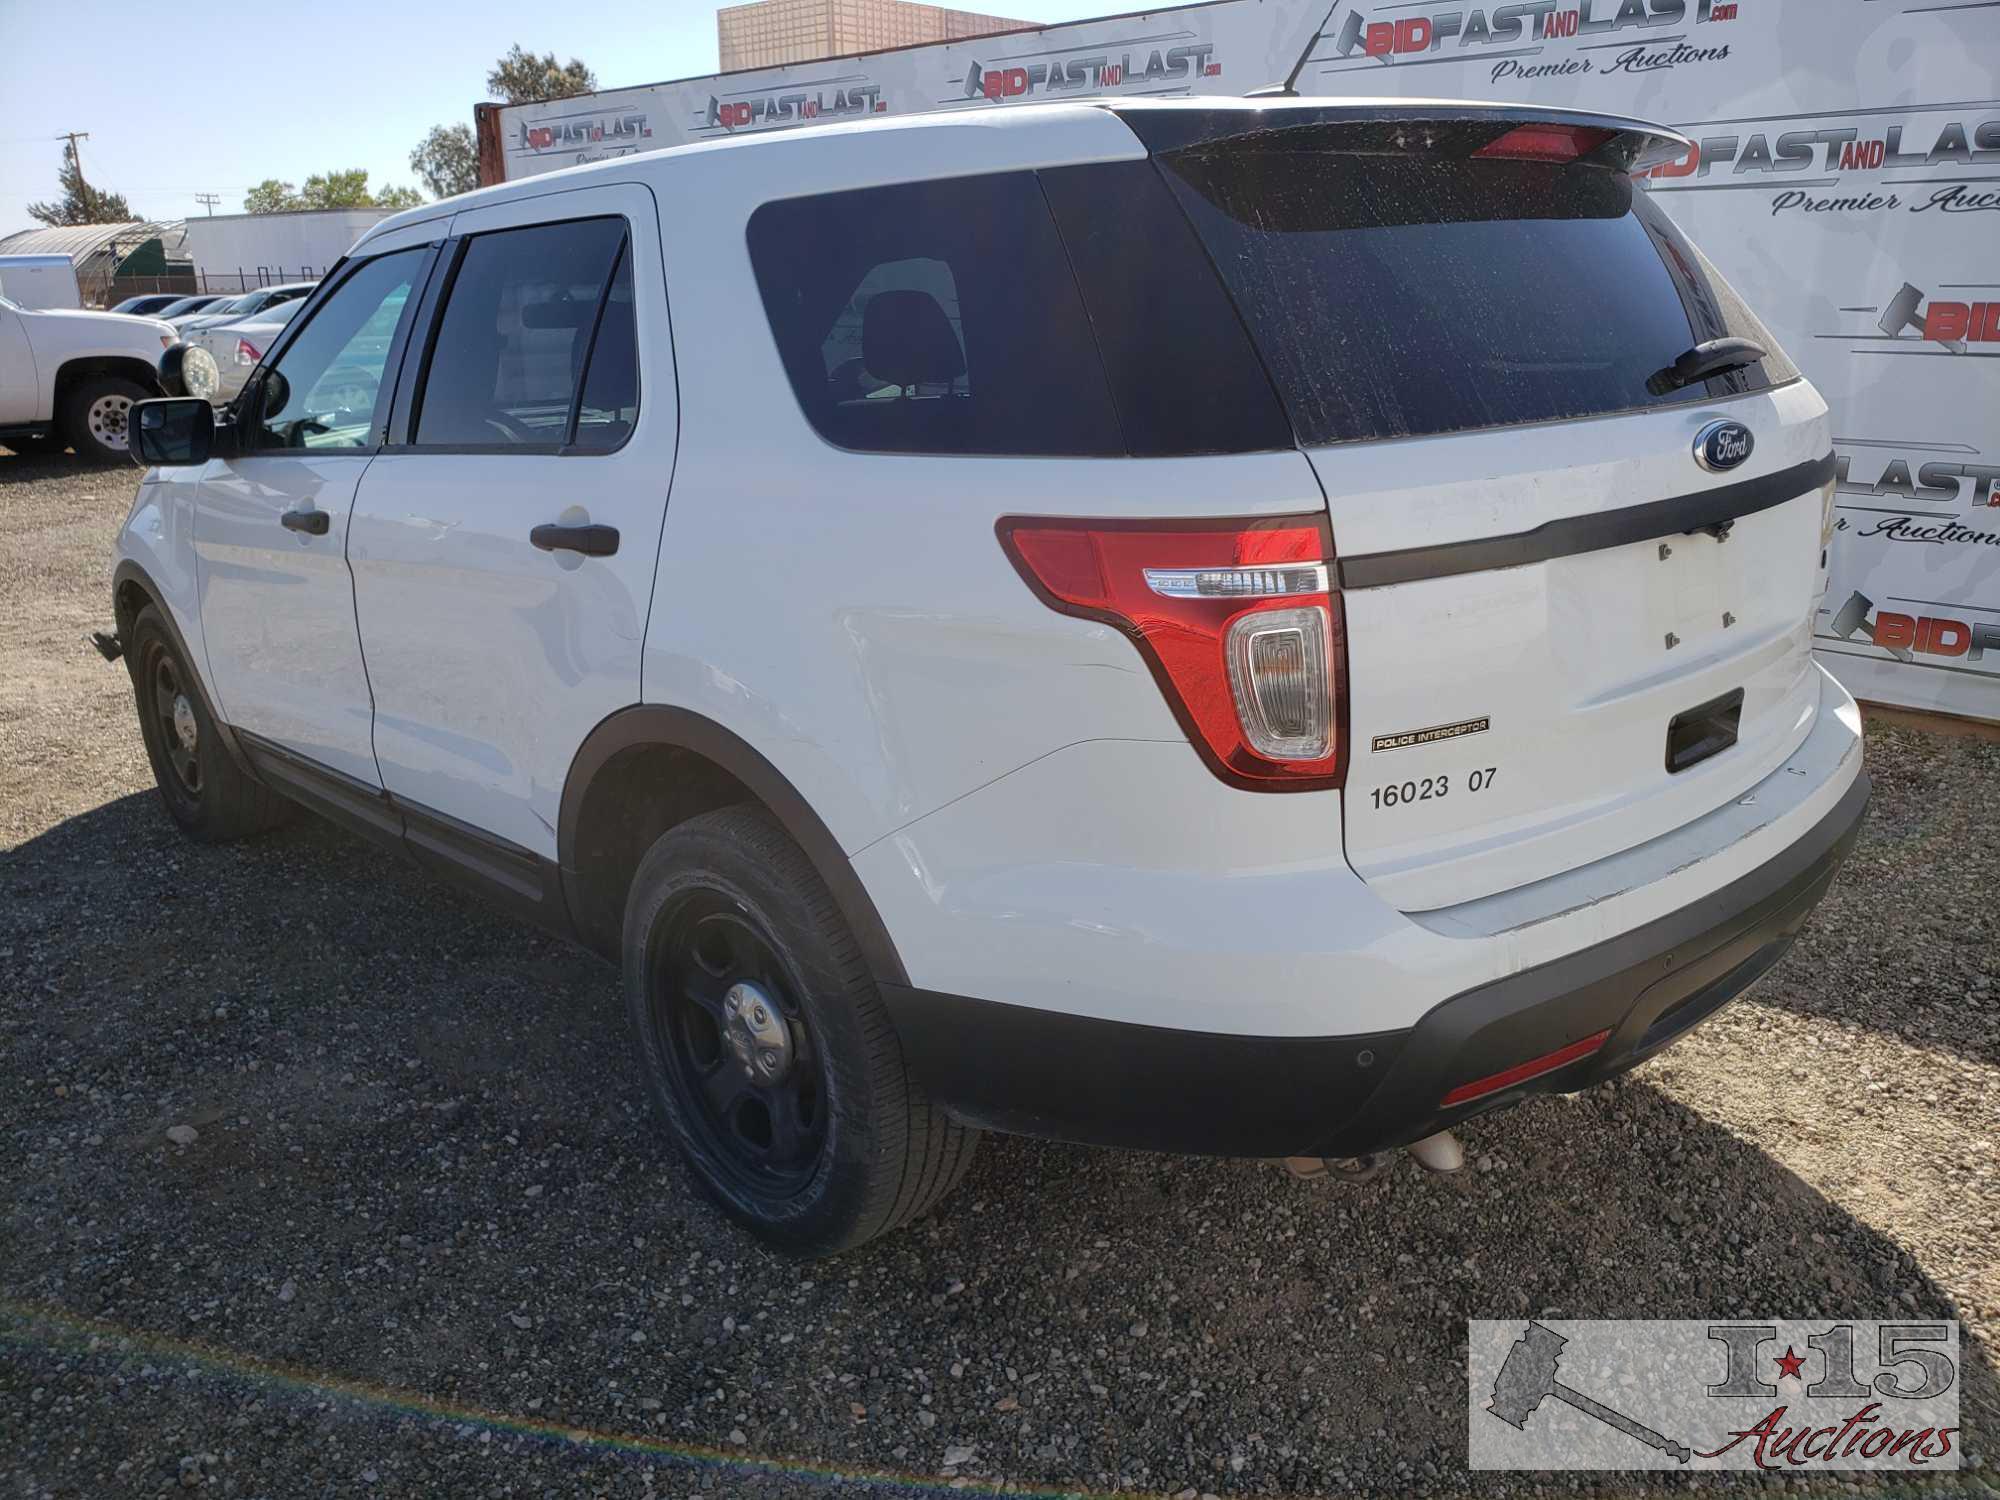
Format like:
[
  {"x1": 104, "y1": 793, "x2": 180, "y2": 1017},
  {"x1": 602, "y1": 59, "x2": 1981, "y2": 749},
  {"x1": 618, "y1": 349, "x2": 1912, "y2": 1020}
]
[
  {"x1": 530, "y1": 523, "x2": 619, "y2": 557},
  {"x1": 280, "y1": 508, "x2": 329, "y2": 535}
]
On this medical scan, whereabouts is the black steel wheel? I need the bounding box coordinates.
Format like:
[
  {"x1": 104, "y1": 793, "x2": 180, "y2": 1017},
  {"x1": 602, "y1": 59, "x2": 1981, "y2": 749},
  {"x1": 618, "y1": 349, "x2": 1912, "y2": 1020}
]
[
  {"x1": 144, "y1": 640, "x2": 204, "y2": 803},
  {"x1": 125, "y1": 604, "x2": 291, "y2": 842},
  {"x1": 623, "y1": 805, "x2": 979, "y2": 1256},
  {"x1": 647, "y1": 890, "x2": 829, "y2": 1193}
]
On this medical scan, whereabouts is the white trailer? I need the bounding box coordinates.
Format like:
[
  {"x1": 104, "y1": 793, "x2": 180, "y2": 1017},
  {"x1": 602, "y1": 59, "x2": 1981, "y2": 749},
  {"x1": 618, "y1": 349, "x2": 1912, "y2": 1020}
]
[{"x1": 181, "y1": 209, "x2": 392, "y2": 292}]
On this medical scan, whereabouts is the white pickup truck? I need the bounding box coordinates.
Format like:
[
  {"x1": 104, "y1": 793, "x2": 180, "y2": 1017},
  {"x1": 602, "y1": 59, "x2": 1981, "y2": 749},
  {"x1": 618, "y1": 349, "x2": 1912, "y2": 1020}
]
[{"x1": 0, "y1": 292, "x2": 174, "y2": 461}]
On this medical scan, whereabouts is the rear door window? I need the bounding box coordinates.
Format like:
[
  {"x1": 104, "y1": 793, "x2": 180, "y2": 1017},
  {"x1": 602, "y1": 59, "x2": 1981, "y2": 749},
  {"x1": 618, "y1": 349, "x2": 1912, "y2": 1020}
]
[
  {"x1": 414, "y1": 217, "x2": 628, "y2": 449},
  {"x1": 748, "y1": 173, "x2": 1122, "y2": 457},
  {"x1": 1155, "y1": 127, "x2": 1798, "y2": 447}
]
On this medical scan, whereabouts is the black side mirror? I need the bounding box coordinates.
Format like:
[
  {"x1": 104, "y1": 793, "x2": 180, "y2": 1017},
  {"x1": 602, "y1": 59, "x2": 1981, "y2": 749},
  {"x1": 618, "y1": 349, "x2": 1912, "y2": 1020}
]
[
  {"x1": 157, "y1": 340, "x2": 222, "y2": 401},
  {"x1": 132, "y1": 398, "x2": 214, "y2": 468}
]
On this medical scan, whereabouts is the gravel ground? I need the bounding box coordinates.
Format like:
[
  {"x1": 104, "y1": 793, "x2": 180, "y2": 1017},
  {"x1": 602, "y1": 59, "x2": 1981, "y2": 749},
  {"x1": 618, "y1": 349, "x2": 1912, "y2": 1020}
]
[{"x1": 2, "y1": 447, "x2": 1996, "y2": 1499}]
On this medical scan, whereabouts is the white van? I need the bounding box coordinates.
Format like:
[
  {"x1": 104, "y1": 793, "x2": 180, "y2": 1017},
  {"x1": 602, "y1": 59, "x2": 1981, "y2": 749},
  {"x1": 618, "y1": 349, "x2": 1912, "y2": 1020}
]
[{"x1": 111, "y1": 99, "x2": 1867, "y2": 1254}]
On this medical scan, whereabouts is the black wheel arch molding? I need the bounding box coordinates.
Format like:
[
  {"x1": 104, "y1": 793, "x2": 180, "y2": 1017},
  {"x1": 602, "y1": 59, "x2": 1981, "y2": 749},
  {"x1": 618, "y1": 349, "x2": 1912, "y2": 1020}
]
[
  {"x1": 109, "y1": 560, "x2": 256, "y2": 781},
  {"x1": 558, "y1": 704, "x2": 911, "y2": 987}
]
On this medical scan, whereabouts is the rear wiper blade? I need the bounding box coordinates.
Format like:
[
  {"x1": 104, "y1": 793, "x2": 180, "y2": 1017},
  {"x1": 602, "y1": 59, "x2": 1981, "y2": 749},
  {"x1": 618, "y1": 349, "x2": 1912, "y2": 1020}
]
[{"x1": 1646, "y1": 337, "x2": 1767, "y2": 396}]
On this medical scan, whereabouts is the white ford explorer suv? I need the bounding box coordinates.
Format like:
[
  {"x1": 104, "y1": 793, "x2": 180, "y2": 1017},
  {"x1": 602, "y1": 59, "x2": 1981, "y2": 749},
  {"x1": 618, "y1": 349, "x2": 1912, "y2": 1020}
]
[
  {"x1": 106, "y1": 99, "x2": 1867, "y2": 1255},
  {"x1": 1, "y1": 292, "x2": 174, "y2": 461}
]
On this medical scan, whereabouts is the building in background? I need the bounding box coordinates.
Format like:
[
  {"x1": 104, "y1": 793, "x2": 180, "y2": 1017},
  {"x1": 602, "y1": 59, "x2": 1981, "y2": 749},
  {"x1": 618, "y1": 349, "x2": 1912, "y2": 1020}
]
[
  {"x1": 0, "y1": 221, "x2": 190, "y2": 307},
  {"x1": 718, "y1": 0, "x2": 1036, "y2": 70}
]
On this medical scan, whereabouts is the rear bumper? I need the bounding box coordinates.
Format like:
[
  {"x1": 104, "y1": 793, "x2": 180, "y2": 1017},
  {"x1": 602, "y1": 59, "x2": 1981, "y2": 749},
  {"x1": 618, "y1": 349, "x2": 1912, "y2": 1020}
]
[{"x1": 880, "y1": 767, "x2": 1868, "y2": 1158}]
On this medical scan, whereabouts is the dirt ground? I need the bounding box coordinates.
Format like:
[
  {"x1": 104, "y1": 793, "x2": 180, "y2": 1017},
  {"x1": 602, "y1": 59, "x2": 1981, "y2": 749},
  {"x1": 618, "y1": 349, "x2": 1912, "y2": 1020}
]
[{"x1": 2, "y1": 446, "x2": 1995, "y2": 1498}]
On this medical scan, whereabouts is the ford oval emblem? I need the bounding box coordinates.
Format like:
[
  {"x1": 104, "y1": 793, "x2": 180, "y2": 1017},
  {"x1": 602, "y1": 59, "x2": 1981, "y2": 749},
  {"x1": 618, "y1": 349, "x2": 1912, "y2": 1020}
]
[{"x1": 1695, "y1": 420, "x2": 1754, "y2": 473}]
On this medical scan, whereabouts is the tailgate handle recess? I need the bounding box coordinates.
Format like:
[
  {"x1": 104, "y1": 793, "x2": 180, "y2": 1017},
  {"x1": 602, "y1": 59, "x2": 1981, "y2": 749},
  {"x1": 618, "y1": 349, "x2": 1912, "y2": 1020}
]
[{"x1": 1665, "y1": 688, "x2": 1744, "y2": 775}]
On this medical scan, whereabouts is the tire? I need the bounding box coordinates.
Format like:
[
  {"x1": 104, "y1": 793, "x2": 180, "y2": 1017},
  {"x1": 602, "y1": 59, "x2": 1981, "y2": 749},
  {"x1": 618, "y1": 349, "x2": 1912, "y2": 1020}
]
[
  {"x1": 623, "y1": 806, "x2": 978, "y2": 1256},
  {"x1": 63, "y1": 374, "x2": 148, "y2": 464},
  {"x1": 126, "y1": 605, "x2": 291, "y2": 842}
]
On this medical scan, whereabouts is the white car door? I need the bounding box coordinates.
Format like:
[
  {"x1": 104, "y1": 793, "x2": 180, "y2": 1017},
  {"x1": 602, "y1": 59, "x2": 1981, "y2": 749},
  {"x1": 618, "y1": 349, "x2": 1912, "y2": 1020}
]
[
  {"x1": 193, "y1": 235, "x2": 440, "y2": 787},
  {"x1": 0, "y1": 298, "x2": 39, "y2": 425},
  {"x1": 345, "y1": 184, "x2": 673, "y2": 861}
]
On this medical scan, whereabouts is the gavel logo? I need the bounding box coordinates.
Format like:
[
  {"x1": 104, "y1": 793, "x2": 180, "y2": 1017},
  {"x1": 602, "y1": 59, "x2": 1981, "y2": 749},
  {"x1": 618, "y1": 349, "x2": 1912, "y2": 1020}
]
[{"x1": 1486, "y1": 1322, "x2": 1693, "y2": 1465}]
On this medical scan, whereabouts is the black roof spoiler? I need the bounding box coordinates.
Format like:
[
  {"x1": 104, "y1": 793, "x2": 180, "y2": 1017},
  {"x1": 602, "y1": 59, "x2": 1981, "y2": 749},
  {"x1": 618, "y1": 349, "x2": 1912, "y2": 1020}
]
[{"x1": 1109, "y1": 102, "x2": 1693, "y2": 175}]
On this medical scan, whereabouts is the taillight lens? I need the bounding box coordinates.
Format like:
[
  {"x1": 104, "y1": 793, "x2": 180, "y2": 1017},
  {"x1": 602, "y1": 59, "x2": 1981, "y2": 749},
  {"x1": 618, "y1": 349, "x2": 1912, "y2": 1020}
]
[
  {"x1": 997, "y1": 515, "x2": 1346, "y2": 790},
  {"x1": 234, "y1": 338, "x2": 262, "y2": 367}
]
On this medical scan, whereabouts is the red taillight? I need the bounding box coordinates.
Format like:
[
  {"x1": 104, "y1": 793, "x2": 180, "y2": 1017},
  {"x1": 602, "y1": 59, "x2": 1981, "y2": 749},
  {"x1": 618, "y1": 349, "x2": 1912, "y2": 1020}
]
[
  {"x1": 1473, "y1": 124, "x2": 1616, "y2": 164},
  {"x1": 997, "y1": 515, "x2": 1346, "y2": 791},
  {"x1": 1438, "y1": 1030, "x2": 1612, "y2": 1109},
  {"x1": 234, "y1": 338, "x2": 262, "y2": 367}
]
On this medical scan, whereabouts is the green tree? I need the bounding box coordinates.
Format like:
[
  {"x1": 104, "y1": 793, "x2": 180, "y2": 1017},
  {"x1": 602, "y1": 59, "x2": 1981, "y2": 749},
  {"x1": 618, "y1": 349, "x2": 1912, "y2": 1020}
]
[
  {"x1": 242, "y1": 172, "x2": 423, "y2": 214},
  {"x1": 409, "y1": 123, "x2": 479, "y2": 199},
  {"x1": 487, "y1": 44, "x2": 597, "y2": 104},
  {"x1": 27, "y1": 142, "x2": 134, "y2": 226},
  {"x1": 243, "y1": 179, "x2": 298, "y2": 214},
  {"x1": 297, "y1": 169, "x2": 376, "y2": 209}
]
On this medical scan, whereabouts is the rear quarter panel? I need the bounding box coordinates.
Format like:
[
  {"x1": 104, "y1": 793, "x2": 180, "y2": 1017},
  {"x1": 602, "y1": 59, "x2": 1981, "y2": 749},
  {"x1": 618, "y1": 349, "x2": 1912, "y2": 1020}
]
[{"x1": 640, "y1": 113, "x2": 1334, "y2": 856}]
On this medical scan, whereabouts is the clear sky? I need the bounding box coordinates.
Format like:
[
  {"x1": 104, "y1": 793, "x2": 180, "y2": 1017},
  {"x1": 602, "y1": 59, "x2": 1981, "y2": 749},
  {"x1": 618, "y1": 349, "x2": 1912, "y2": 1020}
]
[{"x1": 0, "y1": 0, "x2": 1119, "y2": 234}]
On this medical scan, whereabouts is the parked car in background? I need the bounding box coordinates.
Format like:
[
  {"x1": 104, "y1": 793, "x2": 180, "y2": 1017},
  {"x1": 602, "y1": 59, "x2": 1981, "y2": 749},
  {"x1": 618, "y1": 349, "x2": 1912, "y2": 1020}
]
[
  {"x1": 185, "y1": 298, "x2": 306, "y2": 403},
  {"x1": 175, "y1": 282, "x2": 315, "y2": 336},
  {"x1": 113, "y1": 99, "x2": 1865, "y2": 1256},
  {"x1": 167, "y1": 294, "x2": 249, "y2": 331},
  {"x1": 154, "y1": 294, "x2": 229, "y2": 323},
  {"x1": 108, "y1": 293, "x2": 188, "y2": 317},
  {"x1": 1, "y1": 291, "x2": 171, "y2": 460}
]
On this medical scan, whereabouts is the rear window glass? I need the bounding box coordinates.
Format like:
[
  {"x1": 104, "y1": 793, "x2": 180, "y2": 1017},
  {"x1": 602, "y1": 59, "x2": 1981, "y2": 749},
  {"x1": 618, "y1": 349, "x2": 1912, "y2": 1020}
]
[
  {"x1": 748, "y1": 173, "x2": 1122, "y2": 457},
  {"x1": 1157, "y1": 137, "x2": 1797, "y2": 447}
]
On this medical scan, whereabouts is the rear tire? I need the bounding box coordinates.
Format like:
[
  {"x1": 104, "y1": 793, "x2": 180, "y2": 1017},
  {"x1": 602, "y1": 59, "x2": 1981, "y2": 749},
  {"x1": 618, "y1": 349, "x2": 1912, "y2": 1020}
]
[
  {"x1": 623, "y1": 805, "x2": 978, "y2": 1256},
  {"x1": 63, "y1": 374, "x2": 147, "y2": 464},
  {"x1": 127, "y1": 605, "x2": 291, "y2": 842}
]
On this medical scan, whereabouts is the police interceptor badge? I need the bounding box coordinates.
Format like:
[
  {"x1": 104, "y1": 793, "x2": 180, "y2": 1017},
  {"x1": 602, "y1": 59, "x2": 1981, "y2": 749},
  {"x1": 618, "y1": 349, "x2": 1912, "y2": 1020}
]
[{"x1": 1372, "y1": 716, "x2": 1491, "y2": 753}]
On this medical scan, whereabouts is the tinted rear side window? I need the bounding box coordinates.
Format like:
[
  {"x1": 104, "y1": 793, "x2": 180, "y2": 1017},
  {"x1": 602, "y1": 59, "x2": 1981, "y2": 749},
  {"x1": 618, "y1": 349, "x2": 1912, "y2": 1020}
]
[
  {"x1": 573, "y1": 241, "x2": 639, "y2": 451},
  {"x1": 1040, "y1": 161, "x2": 1292, "y2": 456},
  {"x1": 749, "y1": 173, "x2": 1122, "y2": 457},
  {"x1": 1158, "y1": 137, "x2": 1796, "y2": 446}
]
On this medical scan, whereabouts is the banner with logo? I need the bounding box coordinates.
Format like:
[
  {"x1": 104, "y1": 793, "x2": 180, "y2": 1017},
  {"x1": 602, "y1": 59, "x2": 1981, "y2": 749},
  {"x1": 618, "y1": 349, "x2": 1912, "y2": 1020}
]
[{"x1": 489, "y1": 0, "x2": 1999, "y2": 721}]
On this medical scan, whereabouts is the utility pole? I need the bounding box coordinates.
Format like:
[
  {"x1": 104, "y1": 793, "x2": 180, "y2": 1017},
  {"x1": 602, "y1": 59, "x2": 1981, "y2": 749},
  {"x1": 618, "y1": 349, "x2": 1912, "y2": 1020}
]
[
  {"x1": 194, "y1": 193, "x2": 220, "y2": 215},
  {"x1": 56, "y1": 130, "x2": 94, "y2": 219}
]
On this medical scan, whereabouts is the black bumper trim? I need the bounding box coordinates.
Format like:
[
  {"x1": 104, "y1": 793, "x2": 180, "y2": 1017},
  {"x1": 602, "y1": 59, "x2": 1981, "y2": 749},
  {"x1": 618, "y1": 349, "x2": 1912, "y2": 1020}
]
[{"x1": 879, "y1": 768, "x2": 1869, "y2": 1158}]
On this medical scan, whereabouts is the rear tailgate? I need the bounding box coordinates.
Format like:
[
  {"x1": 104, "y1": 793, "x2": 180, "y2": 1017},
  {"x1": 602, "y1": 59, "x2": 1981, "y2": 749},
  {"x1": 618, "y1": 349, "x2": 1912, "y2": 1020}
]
[
  {"x1": 1143, "y1": 102, "x2": 1835, "y2": 911},
  {"x1": 1317, "y1": 390, "x2": 1831, "y2": 911}
]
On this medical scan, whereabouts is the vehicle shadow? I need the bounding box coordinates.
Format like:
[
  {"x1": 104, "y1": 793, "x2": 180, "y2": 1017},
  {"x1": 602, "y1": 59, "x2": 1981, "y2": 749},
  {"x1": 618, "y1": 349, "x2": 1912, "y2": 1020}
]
[
  {"x1": 1, "y1": 790, "x2": 1991, "y2": 1496},
  {"x1": 0, "y1": 444, "x2": 112, "y2": 482}
]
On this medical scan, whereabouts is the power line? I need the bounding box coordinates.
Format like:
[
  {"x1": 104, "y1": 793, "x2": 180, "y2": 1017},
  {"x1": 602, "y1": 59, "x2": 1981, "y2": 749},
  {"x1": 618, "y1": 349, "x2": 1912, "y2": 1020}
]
[{"x1": 193, "y1": 193, "x2": 221, "y2": 215}]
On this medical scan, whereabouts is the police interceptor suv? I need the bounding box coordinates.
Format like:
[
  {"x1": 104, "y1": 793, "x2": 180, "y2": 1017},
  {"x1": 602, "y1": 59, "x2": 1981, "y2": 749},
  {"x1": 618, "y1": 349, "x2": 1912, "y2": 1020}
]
[{"x1": 107, "y1": 99, "x2": 1867, "y2": 1255}]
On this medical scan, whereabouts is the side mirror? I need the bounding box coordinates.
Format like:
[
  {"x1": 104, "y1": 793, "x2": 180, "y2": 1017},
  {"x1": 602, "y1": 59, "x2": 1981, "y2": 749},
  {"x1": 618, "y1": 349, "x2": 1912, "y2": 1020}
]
[
  {"x1": 158, "y1": 340, "x2": 222, "y2": 402},
  {"x1": 132, "y1": 398, "x2": 214, "y2": 468}
]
